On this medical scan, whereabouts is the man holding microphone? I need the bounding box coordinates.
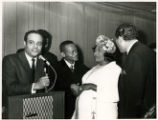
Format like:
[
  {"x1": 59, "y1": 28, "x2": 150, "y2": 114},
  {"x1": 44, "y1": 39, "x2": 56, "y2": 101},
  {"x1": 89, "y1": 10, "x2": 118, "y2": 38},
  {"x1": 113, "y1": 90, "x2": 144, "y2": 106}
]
[{"x1": 3, "y1": 30, "x2": 50, "y2": 97}]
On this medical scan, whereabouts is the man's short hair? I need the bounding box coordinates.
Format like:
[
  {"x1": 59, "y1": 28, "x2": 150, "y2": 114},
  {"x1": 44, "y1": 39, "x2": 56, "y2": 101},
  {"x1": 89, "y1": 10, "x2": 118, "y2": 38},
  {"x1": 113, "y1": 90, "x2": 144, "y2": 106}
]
[
  {"x1": 59, "y1": 40, "x2": 74, "y2": 52},
  {"x1": 115, "y1": 23, "x2": 137, "y2": 40},
  {"x1": 24, "y1": 30, "x2": 43, "y2": 42}
]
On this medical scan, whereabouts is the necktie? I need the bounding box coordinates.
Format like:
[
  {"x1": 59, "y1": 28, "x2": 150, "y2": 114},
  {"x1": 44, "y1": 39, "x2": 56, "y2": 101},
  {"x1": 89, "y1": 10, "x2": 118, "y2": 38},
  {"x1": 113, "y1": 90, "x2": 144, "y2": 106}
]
[
  {"x1": 31, "y1": 58, "x2": 35, "y2": 82},
  {"x1": 70, "y1": 64, "x2": 74, "y2": 72}
]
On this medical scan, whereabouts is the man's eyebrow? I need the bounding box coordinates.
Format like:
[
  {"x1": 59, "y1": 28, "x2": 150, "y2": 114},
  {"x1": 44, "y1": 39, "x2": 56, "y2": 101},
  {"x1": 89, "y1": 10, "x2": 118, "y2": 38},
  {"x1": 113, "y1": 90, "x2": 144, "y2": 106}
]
[{"x1": 27, "y1": 39, "x2": 34, "y2": 41}]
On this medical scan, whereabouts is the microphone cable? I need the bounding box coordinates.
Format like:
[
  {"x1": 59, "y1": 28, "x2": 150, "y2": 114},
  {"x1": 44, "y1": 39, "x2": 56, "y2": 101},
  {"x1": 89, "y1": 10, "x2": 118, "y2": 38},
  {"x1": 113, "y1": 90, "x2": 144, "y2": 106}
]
[
  {"x1": 39, "y1": 55, "x2": 57, "y2": 92},
  {"x1": 47, "y1": 63, "x2": 57, "y2": 92}
]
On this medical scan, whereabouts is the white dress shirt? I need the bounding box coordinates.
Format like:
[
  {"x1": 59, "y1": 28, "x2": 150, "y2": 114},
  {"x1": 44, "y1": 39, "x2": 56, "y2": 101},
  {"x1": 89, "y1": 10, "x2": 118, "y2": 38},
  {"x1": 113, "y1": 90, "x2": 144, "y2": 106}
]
[
  {"x1": 25, "y1": 52, "x2": 37, "y2": 68},
  {"x1": 64, "y1": 59, "x2": 75, "y2": 70}
]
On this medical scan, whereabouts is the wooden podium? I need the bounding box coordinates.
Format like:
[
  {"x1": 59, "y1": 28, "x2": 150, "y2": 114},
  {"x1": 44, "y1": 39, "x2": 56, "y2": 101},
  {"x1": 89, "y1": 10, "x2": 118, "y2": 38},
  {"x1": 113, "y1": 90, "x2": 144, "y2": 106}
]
[{"x1": 7, "y1": 91, "x2": 64, "y2": 119}]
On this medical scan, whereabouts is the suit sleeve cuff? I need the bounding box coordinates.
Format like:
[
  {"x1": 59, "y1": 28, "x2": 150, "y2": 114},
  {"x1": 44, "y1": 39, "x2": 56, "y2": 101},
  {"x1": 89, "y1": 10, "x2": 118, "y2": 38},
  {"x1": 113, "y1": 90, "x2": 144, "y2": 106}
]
[{"x1": 31, "y1": 83, "x2": 36, "y2": 94}]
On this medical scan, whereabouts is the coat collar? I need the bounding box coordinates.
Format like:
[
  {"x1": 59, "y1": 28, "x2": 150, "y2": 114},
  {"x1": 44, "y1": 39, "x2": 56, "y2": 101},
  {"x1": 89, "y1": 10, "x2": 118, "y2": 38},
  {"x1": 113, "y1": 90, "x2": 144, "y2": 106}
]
[
  {"x1": 128, "y1": 42, "x2": 141, "y2": 55},
  {"x1": 61, "y1": 59, "x2": 79, "y2": 68},
  {"x1": 126, "y1": 40, "x2": 138, "y2": 54}
]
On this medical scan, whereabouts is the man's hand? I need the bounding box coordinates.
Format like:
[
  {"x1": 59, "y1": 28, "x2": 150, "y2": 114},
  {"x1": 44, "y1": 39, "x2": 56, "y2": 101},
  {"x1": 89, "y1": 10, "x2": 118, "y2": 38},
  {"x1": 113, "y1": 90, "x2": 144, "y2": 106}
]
[
  {"x1": 33, "y1": 75, "x2": 50, "y2": 90},
  {"x1": 70, "y1": 84, "x2": 80, "y2": 96}
]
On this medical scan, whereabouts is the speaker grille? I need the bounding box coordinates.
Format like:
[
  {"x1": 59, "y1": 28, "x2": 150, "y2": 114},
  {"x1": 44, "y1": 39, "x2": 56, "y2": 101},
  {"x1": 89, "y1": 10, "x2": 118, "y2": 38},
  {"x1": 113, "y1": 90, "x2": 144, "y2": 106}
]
[{"x1": 23, "y1": 96, "x2": 53, "y2": 119}]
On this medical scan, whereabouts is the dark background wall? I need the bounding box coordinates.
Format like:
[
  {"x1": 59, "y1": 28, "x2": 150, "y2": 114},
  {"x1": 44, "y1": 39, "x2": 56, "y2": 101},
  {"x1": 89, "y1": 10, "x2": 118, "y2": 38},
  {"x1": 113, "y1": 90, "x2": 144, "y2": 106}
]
[{"x1": 3, "y1": 2, "x2": 156, "y2": 67}]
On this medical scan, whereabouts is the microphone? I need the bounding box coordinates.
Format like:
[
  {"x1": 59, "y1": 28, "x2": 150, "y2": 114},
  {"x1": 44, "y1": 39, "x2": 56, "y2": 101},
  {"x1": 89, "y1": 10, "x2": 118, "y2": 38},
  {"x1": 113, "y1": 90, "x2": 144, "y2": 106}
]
[
  {"x1": 39, "y1": 55, "x2": 50, "y2": 66},
  {"x1": 44, "y1": 66, "x2": 48, "y2": 93},
  {"x1": 39, "y1": 55, "x2": 49, "y2": 93},
  {"x1": 38, "y1": 55, "x2": 57, "y2": 92}
]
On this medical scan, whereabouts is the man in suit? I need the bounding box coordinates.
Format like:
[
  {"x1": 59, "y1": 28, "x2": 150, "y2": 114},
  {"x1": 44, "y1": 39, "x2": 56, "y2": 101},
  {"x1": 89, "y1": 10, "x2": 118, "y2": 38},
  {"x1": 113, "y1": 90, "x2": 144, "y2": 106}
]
[
  {"x1": 115, "y1": 23, "x2": 156, "y2": 118},
  {"x1": 3, "y1": 30, "x2": 50, "y2": 97},
  {"x1": 16, "y1": 29, "x2": 58, "y2": 92},
  {"x1": 55, "y1": 40, "x2": 89, "y2": 118}
]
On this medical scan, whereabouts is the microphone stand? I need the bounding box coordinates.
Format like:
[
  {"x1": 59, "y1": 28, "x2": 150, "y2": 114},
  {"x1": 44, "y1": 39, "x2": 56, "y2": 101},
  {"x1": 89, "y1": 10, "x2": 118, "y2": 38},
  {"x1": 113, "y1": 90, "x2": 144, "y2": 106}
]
[
  {"x1": 47, "y1": 63, "x2": 57, "y2": 92},
  {"x1": 44, "y1": 64, "x2": 48, "y2": 93},
  {"x1": 43, "y1": 60, "x2": 57, "y2": 92}
]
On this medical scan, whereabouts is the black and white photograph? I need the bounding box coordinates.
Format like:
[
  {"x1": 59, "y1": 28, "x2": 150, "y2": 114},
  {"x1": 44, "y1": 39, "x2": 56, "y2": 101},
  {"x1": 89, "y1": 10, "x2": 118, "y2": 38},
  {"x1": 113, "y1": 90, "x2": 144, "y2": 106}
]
[{"x1": 1, "y1": 1, "x2": 156, "y2": 119}]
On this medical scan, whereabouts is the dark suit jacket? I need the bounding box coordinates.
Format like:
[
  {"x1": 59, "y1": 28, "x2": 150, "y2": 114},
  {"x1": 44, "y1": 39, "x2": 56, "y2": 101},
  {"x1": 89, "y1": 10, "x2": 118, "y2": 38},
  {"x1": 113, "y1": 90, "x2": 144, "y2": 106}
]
[
  {"x1": 2, "y1": 51, "x2": 45, "y2": 96},
  {"x1": 118, "y1": 42, "x2": 156, "y2": 118},
  {"x1": 54, "y1": 59, "x2": 89, "y2": 118},
  {"x1": 16, "y1": 48, "x2": 58, "y2": 91}
]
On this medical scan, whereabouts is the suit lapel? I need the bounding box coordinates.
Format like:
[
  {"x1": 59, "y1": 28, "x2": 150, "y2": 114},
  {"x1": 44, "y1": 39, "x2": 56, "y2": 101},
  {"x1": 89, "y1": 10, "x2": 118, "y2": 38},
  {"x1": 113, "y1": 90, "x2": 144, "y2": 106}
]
[
  {"x1": 17, "y1": 51, "x2": 33, "y2": 83},
  {"x1": 18, "y1": 51, "x2": 44, "y2": 82},
  {"x1": 61, "y1": 59, "x2": 72, "y2": 73},
  {"x1": 18, "y1": 51, "x2": 31, "y2": 71}
]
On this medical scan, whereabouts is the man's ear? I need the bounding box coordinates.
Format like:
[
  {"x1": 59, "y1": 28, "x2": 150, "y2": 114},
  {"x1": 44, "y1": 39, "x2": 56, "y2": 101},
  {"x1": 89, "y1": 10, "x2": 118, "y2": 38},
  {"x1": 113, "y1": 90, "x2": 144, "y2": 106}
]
[
  {"x1": 61, "y1": 52, "x2": 65, "y2": 58},
  {"x1": 24, "y1": 41, "x2": 26, "y2": 46}
]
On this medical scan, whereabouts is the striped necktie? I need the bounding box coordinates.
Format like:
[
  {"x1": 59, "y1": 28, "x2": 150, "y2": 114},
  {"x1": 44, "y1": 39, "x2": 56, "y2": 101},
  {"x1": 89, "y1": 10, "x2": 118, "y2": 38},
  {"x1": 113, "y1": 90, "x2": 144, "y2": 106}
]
[{"x1": 70, "y1": 64, "x2": 74, "y2": 72}]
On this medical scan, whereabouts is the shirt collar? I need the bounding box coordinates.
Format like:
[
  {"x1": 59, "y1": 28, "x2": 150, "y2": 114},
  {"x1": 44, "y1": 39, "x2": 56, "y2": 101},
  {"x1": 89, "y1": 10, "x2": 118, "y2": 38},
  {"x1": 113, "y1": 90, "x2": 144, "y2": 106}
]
[
  {"x1": 64, "y1": 59, "x2": 75, "y2": 68},
  {"x1": 127, "y1": 40, "x2": 138, "y2": 54},
  {"x1": 25, "y1": 52, "x2": 37, "y2": 68}
]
